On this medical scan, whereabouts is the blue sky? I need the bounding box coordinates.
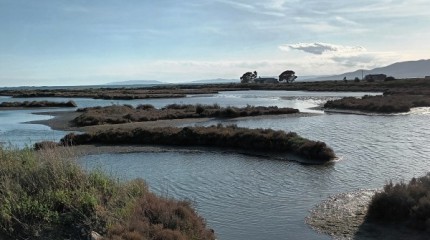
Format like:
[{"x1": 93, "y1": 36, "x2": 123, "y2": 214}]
[{"x1": 0, "y1": 0, "x2": 429, "y2": 86}]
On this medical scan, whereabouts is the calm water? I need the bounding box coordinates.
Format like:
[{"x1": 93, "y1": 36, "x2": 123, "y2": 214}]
[{"x1": 3, "y1": 90, "x2": 429, "y2": 239}]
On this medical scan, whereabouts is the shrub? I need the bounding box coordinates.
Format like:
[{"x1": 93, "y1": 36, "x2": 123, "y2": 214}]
[
  {"x1": 367, "y1": 173, "x2": 430, "y2": 230},
  {"x1": 136, "y1": 104, "x2": 155, "y2": 110},
  {"x1": 164, "y1": 104, "x2": 195, "y2": 110},
  {"x1": 195, "y1": 104, "x2": 205, "y2": 114}
]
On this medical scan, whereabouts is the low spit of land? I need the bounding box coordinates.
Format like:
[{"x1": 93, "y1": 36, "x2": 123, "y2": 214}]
[
  {"x1": 73, "y1": 104, "x2": 299, "y2": 126},
  {"x1": 0, "y1": 100, "x2": 77, "y2": 109}
]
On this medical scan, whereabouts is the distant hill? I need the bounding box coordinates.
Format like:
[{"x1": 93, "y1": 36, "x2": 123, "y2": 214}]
[
  {"x1": 190, "y1": 78, "x2": 239, "y2": 84},
  {"x1": 106, "y1": 80, "x2": 166, "y2": 85},
  {"x1": 308, "y1": 59, "x2": 430, "y2": 81}
]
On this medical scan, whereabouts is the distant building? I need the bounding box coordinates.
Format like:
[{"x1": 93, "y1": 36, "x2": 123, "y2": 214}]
[
  {"x1": 364, "y1": 74, "x2": 387, "y2": 82},
  {"x1": 425, "y1": 76, "x2": 430, "y2": 79},
  {"x1": 254, "y1": 77, "x2": 278, "y2": 84}
]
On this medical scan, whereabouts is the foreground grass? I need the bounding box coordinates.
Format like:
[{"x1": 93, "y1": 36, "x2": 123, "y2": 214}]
[
  {"x1": 324, "y1": 94, "x2": 430, "y2": 113},
  {"x1": 73, "y1": 104, "x2": 299, "y2": 126},
  {"x1": 366, "y1": 173, "x2": 430, "y2": 231},
  {"x1": 51, "y1": 124, "x2": 336, "y2": 162},
  {"x1": 0, "y1": 147, "x2": 215, "y2": 240}
]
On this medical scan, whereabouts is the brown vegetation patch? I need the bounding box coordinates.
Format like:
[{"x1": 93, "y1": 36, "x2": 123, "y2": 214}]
[
  {"x1": 55, "y1": 125, "x2": 336, "y2": 162},
  {"x1": 0, "y1": 100, "x2": 77, "y2": 108},
  {"x1": 105, "y1": 193, "x2": 214, "y2": 240},
  {"x1": 72, "y1": 104, "x2": 299, "y2": 126},
  {"x1": 324, "y1": 94, "x2": 430, "y2": 113}
]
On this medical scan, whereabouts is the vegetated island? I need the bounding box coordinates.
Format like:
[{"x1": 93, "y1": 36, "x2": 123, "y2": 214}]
[
  {"x1": 322, "y1": 78, "x2": 430, "y2": 113},
  {"x1": 72, "y1": 104, "x2": 299, "y2": 126},
  {"x1": 0, "y1": 147, "x2": 215, "y2": 240},
  {"x1": 36, "y1": 124, "x2": 336, "y2": 163},
  {"x1": 324, "y1": 94, "x2": 430, "y2": 114},
  {"x1": 307, "y1": 173, "x2": 430, "y2": 239},
  {"x1": 0, "y1": 100, "x2": 77, "y2": 109}
]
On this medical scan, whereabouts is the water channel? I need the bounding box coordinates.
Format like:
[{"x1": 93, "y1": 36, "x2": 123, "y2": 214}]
[{"x1": 1, "y1": 90, "x2": 429, "y2": 239}]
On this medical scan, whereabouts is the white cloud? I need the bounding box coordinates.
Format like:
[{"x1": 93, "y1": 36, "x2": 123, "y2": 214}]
[
  {"x1": 279, "y1": 42, "x2": 402, "y2": 72},
  {"x1": 281, "y1": 42, "x2": 366, "y2": 55}
]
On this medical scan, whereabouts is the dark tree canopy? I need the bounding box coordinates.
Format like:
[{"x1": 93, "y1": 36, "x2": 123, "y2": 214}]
[
  {"x1": 279, "y1": 70, "x2": 297, "y2": 83},
  {"x1": 240, "y1": 71, "x2": 258, "y2": 83}
]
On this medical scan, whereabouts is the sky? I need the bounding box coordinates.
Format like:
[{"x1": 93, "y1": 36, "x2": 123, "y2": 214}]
[{"x1": 0, "y1": 0, "x2": 429, "y2": 86}]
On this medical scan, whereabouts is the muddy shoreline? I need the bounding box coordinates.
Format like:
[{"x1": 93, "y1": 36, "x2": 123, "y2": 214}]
[{"x1": 307, "y1": 189, "x2": 429, "y2": 240}]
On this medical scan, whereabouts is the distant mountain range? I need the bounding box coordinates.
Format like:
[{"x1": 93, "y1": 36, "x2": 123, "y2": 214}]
[
  {"x1": 306, "y1": 59, "x2": 430, "y2": 81},
  {"x1": 104, "y1": 60, "x2": 430, "y2": 85}
]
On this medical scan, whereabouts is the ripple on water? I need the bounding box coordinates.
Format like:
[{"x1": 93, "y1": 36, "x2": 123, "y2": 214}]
[{"x1": 76, "y1": 99, "x2": 430, "y2": 240}]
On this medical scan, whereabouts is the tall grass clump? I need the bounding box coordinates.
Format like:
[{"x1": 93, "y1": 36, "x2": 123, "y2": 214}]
[
  {"x1": 367, "y1": 173, "x2": 430, "y2": 231},
  {"x1": 0, "y1": 146, "x2": 215, "y2": 239}
]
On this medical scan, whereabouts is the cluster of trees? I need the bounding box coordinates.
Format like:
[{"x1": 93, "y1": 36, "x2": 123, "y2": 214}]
[
  {"x1": 240, "y1": 70, "x2": 297, "y2": 84},
  {"x1": 240, "y1": 71, "x2": 258, "y2": 83}
]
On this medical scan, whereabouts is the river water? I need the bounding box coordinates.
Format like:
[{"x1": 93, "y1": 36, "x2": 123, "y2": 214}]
[{"x1": 1, "y1": 91, "x2": 429, "y2": 239}]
